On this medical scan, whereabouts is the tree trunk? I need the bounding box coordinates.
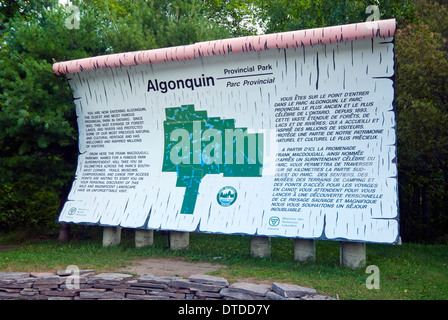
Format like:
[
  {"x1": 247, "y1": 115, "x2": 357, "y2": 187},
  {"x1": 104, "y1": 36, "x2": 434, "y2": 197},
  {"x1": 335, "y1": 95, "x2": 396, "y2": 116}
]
[
  {"x1": 398, "y1": 185, "x2": 407, "y2": 242},
  {"x1": 411, "y1": 183, "x2": 422, "y2": 241},
  {"x1": 58, "y1": 223, "x2": 71, "y2": 242},
  {"x1": 422, "y1": 184, "x2": 431, "y2": 241}
]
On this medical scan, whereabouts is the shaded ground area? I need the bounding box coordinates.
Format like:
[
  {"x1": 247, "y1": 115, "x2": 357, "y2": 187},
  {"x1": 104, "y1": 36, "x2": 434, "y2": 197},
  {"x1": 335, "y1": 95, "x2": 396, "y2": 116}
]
[
  {"x1": 0, "y1": 245, "x2": 23, "y2": 251},
  {"x1": 120, "y1": 257, "x2": 227, "y2": 278}
]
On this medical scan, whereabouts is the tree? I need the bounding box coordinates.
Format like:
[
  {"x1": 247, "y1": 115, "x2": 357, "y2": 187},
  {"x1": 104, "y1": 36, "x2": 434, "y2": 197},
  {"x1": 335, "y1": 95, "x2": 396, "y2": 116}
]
[
  {"x1": 79, "y1": 0, "x2": 232, "y2": 53},
  {"x1": 200, "y1": 0, "x2": 264, "y2": 36},
  {"x1": 0, "y1": 0, "x2": 112, "y2": 236},
  {"x1": 0, "y1": 0, "x2": 231, "y2": 237},
  {"x1": 395, "y1": 0, "x2": 448, "y2": 242},
  {"x1": 257, "y1": 0, "x2": 416, "y2": 33}
]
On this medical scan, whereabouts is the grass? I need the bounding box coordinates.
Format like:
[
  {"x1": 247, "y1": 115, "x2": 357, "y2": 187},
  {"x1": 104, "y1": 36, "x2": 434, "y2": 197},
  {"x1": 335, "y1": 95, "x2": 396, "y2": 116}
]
[{"x1": 0, "y1": 229, "x2": 447, "y2": 300}]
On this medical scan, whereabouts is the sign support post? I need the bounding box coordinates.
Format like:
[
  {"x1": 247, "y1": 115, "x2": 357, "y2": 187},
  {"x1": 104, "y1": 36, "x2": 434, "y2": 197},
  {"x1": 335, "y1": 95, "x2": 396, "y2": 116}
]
[
  {"x1": 135, "y1": 229, "x2": 154, "y2": 248},
  {"x1": 250, "y1": 236, "x2": 271, "y2": 258},
  {"x1": 102, "y1": 227, "x2": 121, "y2": 247},
  {"x1": 294, "y1": 239, "x2": 316, "y2": 262},
  {"x1": 169, "y1": 231, "x2": 189, "y2": 250},
  {"x1": 340, "y1": 241, "x2": 367, "y2": 269}
]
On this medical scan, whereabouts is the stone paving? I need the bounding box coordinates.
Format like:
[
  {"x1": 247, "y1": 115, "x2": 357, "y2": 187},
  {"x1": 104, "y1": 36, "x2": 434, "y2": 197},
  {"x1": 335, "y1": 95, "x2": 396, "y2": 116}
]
[{"x1": 0, "y1": 271, "x2": 335, "y2": 300}]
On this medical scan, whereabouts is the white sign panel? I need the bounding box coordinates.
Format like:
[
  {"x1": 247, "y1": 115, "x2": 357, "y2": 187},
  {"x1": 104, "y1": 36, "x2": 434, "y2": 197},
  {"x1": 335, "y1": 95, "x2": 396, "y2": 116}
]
[{"x1": 55, "y1": 20, "x2": 399, "y2": 244}]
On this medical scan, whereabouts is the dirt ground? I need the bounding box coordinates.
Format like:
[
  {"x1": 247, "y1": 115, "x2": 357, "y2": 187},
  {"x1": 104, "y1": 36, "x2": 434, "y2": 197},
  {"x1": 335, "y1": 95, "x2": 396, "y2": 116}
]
[
  {"x1": 1, "y1": 245, "x2": 226, "y2": 278},
  {"x1": 0, "y1": 244, "x2": 225, "y2": 278},
  {"x1": 120, "y1": 257, "x2": 227, "y2": 278}
]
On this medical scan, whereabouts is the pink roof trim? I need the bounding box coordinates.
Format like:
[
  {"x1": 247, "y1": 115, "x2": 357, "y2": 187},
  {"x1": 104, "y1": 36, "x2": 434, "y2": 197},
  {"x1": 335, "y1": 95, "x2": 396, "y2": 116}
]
[{"x1": 53, "y1": 19, "x2": 396, "y2": 76}]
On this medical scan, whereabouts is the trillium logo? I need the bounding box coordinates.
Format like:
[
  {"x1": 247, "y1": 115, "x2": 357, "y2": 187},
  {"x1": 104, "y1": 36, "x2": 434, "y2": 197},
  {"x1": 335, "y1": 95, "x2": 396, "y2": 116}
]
[
  {"x1": 68, "y1": 207, "x2": 77, "y2": 216},
  {"x1": 217, "y1": 186, "x2": 237, "y2": 207},
  {"x1": 269, "y1": 216, "x2": 280, "y2": 227}
]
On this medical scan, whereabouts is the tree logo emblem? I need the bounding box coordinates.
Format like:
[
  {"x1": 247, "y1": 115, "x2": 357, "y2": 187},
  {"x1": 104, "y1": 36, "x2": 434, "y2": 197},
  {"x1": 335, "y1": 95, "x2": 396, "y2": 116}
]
[{"x1": 217, "y1": 186, "x2": 238, "y2": 207}]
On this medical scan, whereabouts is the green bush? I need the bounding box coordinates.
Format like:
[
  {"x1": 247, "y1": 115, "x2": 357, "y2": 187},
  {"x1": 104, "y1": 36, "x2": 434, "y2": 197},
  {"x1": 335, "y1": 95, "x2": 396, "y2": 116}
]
[{"x1": 0, "y1": 183, "x2": 60, "y2": 233}]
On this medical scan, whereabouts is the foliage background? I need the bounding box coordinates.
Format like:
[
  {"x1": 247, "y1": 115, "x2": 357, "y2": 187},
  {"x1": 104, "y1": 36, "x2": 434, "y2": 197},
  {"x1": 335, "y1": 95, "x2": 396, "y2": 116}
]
[{"x1": 0, "y1": 0, "x2": 446, "y2": 243}]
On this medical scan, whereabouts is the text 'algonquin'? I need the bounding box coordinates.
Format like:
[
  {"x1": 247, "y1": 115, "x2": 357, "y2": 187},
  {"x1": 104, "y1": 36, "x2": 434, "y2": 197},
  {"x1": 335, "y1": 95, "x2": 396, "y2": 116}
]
[{"x1": 148, "y1": 74, "x2": 215, "y2": 94}]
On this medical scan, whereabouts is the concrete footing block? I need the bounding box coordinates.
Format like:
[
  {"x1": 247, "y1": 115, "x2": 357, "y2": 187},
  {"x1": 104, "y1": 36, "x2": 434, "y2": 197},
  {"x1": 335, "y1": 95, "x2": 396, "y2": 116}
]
[
  {"x1": 340, "y1": 241, "x2": 366, "y2": 269},
  {"x1": 250, "y1": 236, "x2": 271, "y2": 258},
  {"x1": 135, "y1": 230, "x2": 154, "y2": 248},
  {"x1": 294, "y1": 239, "x2": 316, "y2": 262},
  {"x1": 102, "y1": 227, "x2": 121, "y2": 247},
  {"x1": 169, "y1": 231, "x2": 189, "y2": 250}
]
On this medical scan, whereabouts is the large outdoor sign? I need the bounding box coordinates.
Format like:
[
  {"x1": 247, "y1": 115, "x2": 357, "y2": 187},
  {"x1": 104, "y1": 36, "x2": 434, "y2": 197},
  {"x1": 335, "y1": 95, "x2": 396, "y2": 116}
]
[{"x1": 54, "y1": 19, "x2": 399, "y2": 244}]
